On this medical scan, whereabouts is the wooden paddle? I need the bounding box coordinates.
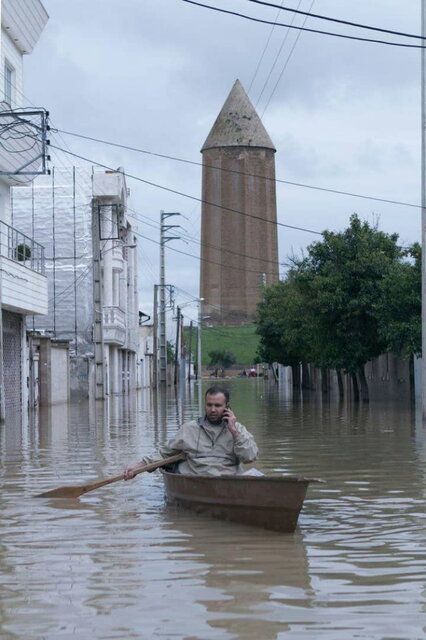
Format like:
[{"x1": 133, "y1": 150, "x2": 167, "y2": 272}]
[{"x1": 35, "y1": 453, "x2": 186, "y2": 499}]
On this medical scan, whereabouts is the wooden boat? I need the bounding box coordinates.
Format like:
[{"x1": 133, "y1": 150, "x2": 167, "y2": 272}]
[{"x1": 162, "y1": 470, "x2": 322, "y2": 533}]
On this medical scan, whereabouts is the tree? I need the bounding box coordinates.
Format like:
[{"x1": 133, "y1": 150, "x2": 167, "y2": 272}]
[
  {"x1": 256, "y1": 278, "x2": 311, "y2": 388},
  {"x1": 375, "y1": 243, "x2": 421, "y2": 358},
  {"x1": 208, "y1": 349, "x2": 237, "y2": 373},
  {"x1": 295, "y1": 215, "x2": 402, "y2": 401},
  {"x1": 256, "y1": 215, "x2": 405, "y2": 402}
]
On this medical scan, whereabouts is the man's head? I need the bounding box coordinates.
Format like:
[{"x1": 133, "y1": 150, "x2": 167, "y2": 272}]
[{"x1": 204, "y1": 386, "x2": 230, "y2": 424}]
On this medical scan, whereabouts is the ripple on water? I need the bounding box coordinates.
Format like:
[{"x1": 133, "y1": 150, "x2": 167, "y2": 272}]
[{"x1": 0, "y1": 383, "x2": 425, "y2": 639}]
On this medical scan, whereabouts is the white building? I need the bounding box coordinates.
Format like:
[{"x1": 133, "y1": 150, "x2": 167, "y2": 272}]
[
  {"x1": 137, "y1": 323, "x2": 155, "y2": 389},
  {"x1": 0, "y1": 0, "x2": 49, "y2": 421},
  {"x1": 93, "y1": 169, "x2": 139, "y2": 397},
  {"x1": 12, "y1": 167, "x2": 140, "y2": 397}
]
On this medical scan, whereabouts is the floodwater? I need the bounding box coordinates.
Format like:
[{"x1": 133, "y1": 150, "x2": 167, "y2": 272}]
[{"x1": 0, "y1": 380, "x2": 425, "y2": 640}]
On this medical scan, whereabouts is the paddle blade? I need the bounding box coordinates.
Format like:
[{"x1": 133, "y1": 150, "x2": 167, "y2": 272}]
[
  {"x1": 35, "y1": 453, "x2": 185, "y2": 499},
  {"x1": 36, "y1": 485, "x2": 87, "y2": 499}
]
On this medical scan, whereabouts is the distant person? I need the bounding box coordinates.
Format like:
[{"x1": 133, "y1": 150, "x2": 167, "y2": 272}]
[{"x1": 124, "y1": 386, "x2": 258, "y2": 477}]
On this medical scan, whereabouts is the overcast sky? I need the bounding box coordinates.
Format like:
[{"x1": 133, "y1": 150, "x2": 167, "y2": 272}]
[{"x1": 23, "y1": 0, "x2": 422, "y2": 327}]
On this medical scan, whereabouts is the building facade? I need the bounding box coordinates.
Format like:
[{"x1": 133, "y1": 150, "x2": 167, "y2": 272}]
[
  {"x1": 12, "y1": 167, "x2": 140, "y2": 397},
  {"x1": 0, "y1": 0, "x2": 49, "y2": 421},
  {"x1": 200, "y1": 79, "x2": 279, "y2": 325}
]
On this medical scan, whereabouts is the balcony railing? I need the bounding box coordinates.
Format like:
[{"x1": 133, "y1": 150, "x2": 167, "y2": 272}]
[
  {"x1": 0, "y1": 219, "x2": 45, "y2": 274},
  {"x1": 103, "y1": 305, "x2": 126, "y2": 328}
]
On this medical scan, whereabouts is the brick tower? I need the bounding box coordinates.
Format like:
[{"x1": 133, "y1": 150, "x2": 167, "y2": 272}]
[{"x1": 200, "y1": 79, "x2": 279, "y2": 325}]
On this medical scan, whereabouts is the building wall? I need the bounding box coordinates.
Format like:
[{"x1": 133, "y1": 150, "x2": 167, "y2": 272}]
[
  {"x1": 0, "y1": 255, "x2": 47, "y2": 314},
  {"x1": 0, "y1": 27, "x2": 23, "y2": 107},
  {"x1": 12, "y1": 167, "x2": 140, "y2": 397},
  {"x1": 200, "y1": 146, "x2": 279, "y2": 325}
]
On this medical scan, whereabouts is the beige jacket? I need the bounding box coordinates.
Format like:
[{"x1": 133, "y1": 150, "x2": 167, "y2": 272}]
[{"x1": 158, "y1": 417, "x2": 259, "y2": 476}]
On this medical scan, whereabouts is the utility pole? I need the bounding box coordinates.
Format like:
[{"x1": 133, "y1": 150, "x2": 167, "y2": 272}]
[
  {"x1": 153, "y1": 284, "x2": 158, "y2": 388},
  {"x1": 159, "y1": 211, "x2": 181, "y2": 386},
  {"x1": 422, "y1": 1, "x2": 426, "y2": 417},
  {"x1": 197, "y1": 298, "x2": 203, "y2": 412},
  {"x1": 187, "y1": 320, "x2": 193, "y2": 382},
  {"x1": 174, "y1": 306, "x2": 181, "y2": 386},
  {"x1": 92, "y1": 202, "x2": 105, "y2": 400}
]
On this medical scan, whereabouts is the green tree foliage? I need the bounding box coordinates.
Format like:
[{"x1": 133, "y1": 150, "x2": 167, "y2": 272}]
[
  {"x1": 208, "y1": 349, "x2": 237, "y2": 371},
  {"x1": 375, "y1": 243, "x2": 421, "y2": 358},
  {"x1": 256, "y1": 278, "x2": 310, "y2": 367},
  {"x1": 256, "y1": 215, "x2": 420, "y2": 401}
]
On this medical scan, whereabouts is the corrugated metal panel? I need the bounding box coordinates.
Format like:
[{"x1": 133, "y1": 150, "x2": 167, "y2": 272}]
[{"x1": 2, "y1": 309, "x2": 22, "y2": 412}]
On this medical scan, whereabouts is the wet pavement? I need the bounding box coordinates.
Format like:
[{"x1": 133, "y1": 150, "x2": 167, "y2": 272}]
[{"x1": 0, "y1": 379, "x2": 425, "y2": 639}]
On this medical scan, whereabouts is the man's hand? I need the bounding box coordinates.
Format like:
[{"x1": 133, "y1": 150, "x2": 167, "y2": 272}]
[
  {"x1": 123, "y1": 456, "x2": 152, "y2": 480},
  {"x1": 223, "y1": 408, "x2": 238, "y2": 438},
  {"x1": 123, "y1": 465, "x2": 138, "y2": 481}
]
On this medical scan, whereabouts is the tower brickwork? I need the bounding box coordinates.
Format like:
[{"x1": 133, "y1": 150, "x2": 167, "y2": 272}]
[{"x1": 200, "y1": 80, "x2": 279, "y2": 325}]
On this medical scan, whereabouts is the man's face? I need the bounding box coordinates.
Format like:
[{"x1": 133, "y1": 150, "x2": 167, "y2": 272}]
[{"x1": 205, "y1": 393, "x2": 227, "y2": 424}]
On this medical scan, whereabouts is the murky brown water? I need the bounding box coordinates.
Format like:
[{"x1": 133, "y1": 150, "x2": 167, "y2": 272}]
[{"x1": 0, "y1": 380, "x2": 425, "y2": 639}]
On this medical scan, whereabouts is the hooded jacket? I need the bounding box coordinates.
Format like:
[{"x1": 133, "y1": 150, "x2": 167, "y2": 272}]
[{"x1": 158, "y1": 417, "x2": 258, "y2": 476}]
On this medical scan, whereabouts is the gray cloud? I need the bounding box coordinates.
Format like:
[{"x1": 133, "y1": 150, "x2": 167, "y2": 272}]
[{"x1": 23, "y1": 0, "x2": 422, "y2": 313}]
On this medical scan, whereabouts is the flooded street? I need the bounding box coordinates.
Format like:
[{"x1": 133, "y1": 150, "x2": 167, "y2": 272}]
[{"x1": 0, "y1": 379, "x2": 425, "y2": 640}]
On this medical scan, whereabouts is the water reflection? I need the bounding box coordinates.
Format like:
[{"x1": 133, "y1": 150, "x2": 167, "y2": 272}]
[{"x1": 0, "y1": 380, "x2": 425, "y2": 639}]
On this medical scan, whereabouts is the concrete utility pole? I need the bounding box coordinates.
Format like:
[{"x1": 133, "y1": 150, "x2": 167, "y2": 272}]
[
  {"x1": 92, "y1": 203, "x2": 105, "y2": 400},
  {"x1": 197, "y1": 298, "x2": 203, "y2": 412},
  {"x1": 174, "y1": 306, "x2": 181, "y2": 385},
  {"x1": 422, "y1": 1, "x2": 426, "y2": 417},
  {"x1": 187, "y1": 320, "x2": 193, "y2": 382},
  {"x1": 153, "y1": 284, "x2": 158, "y2": 388},
  {"x1": 159, "y1": 211, "x2": 181, "y2": 386}
]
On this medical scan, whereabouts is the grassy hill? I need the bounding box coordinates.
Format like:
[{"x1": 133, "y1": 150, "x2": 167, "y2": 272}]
[{"x1": 183, "y1": 324, "x2": 260, "y2": 367}]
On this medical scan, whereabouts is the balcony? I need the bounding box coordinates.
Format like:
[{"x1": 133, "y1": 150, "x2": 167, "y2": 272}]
[
  {"x1": 103, "y1": 305, "x2": 126, "y2": 345},
  {"x1": 0, "y1": 220, "x2": 47, "y2": 315}
]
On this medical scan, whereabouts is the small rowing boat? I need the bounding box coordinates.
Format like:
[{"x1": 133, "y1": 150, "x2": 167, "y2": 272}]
[{"x1": 162, "y1": 471, "x2": 322, "y2": 532}]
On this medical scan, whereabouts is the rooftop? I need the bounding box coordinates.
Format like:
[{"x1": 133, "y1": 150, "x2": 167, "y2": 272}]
[{"x1": 201, "y1": 79, "x2": 275, "y2": 152}]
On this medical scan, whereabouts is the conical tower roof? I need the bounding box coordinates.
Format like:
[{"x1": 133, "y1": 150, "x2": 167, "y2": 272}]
[{"x1": 201, "y1": 79, "x2": 276, "y2": 152}]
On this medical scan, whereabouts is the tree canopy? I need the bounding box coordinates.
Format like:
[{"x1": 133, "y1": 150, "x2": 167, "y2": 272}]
[
  {"x1": 208, "y1": 349, "x2": 237, "y2": 370},
  {"x1": 256, "y1": 215, "x2": 420, "y2": 399}
]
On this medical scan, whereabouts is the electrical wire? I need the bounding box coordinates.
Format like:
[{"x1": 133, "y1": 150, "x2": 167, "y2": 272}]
[
  {"x1": 49, "y1": 143, "x2": 323, "y2": 235},
  {"x1": 254, "y1": 0, "x2": 303, "y2": 108},
  {"x1": 244, "y1": 0, "x2": 426, "y2": 41},
  {"x1": 261, "y1": 0, "x2": 315, "y2": 116},
  {"x1": 248, "y1": 0, "x2": 285, "y2": 94},
  {"x1": 54, "y1": 128, "x2": 422, "y2": 209},
  {"x1": 180, "y1": 0, "x2": 426, "y2": 49}
]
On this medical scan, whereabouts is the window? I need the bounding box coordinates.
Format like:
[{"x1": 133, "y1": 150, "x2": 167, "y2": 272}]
[{"x1": 4, "y1": 62, "x2": 14, "y2": 105}]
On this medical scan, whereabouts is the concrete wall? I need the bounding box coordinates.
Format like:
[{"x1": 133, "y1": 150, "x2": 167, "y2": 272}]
[
  {"x1": 0, "y1": 255, "x2": 47, "y2": 314},
  {"x1": 38, "y1": 338, "x2": 70, "y2": 405},
  {"x1": 278, "y1": 353, "x2": 414, "y2": 402}
]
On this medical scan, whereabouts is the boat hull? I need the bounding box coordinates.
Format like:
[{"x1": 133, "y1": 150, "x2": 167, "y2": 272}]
[{"x1": 162, "y1": 471, "x2": 314, "y2": 532}]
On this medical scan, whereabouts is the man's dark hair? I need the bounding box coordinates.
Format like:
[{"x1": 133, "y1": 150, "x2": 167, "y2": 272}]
[{"x1": 205, "y1": 386, "x2": 230, "y2": 403}]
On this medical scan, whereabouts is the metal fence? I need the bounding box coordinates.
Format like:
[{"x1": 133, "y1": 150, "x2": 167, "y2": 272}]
[{"x1": 0, "y1": 219, "x2": 45, "y2": 274}]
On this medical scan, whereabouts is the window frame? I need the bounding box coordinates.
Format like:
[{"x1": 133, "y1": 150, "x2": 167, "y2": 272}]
[{"x1": 4, "y1": 60, "x2": 14, "y2": 105}]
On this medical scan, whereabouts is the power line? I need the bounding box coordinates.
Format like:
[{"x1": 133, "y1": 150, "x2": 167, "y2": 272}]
[
  {"x1": 261, "y1": 0, "x2": 315, "y2": 116},
  {"x1": 248, "y1": 0, "x2": 285, "y2": 94},
  {"x1": 54, "y1": 128, "x2": 421, "y2": 210},
  {"x1": 127, "y1": 206, "x2": 288, "y2": 270},
  {"x1": 49, "y1": 143, "x2": 323, "y2": 236},
  {"x1": 180, "y1": 0, "x2": 426, "y2": 49},
  {"x1": 100, "y1": 211, "x2": 282, "y2": 276},
  {"x1": 244, "y1": 0, "x2": 426, "y2": 41},
  {"x1": 254, "y1": 0, "x2": 303, "y2": 108}
]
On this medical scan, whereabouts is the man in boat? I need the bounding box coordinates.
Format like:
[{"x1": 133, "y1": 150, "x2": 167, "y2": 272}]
[{"x1": 124, "y1": 386, "x2": 259, "y2": 478}]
